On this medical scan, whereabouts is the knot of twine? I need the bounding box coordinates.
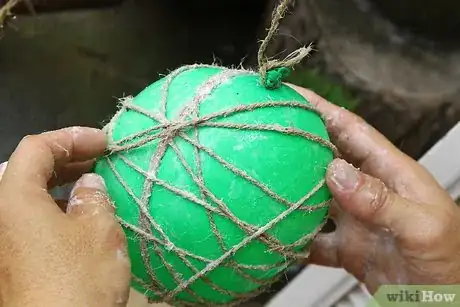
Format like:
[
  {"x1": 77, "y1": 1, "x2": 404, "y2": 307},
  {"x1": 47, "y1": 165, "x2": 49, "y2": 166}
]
[
  {"x1": 103, "y1": 64, "x2": 338, "y2": 307},
  {"x1": 257, "y1": 0, "x2": 313, "y2": 89}
]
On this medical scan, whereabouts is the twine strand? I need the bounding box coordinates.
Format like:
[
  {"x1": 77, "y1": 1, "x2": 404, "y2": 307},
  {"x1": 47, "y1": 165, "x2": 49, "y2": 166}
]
[
  {"x1": 257, "y1": 0, "x2": 312, "y2": 89},
  {"x1": 0, "y1": 0, "x2": 19, "y2": 27}
]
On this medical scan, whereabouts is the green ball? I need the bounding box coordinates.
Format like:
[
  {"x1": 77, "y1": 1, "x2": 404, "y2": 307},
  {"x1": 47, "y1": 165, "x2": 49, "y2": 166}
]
[{"x1": 94, "y1": 65, "x2": 334, "y2": 306}]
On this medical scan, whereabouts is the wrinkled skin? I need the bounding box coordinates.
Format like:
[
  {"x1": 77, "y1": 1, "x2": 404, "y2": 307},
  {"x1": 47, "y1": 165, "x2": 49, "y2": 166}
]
[
  {"x1": 0, "y1": 86, "x2": 459, "y2": 306},
  {"x1": 0, "y1": 127, "x2": 130, "y2": 307},
  {"x1": 291, "y1": 85, "x2": 460, "y2": 293}
]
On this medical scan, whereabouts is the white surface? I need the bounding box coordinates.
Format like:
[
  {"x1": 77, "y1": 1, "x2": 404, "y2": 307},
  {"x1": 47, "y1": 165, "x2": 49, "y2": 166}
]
[
  {"x1": 267, "y1": 121, "x2": 460, "y2": 307},
  {"x1": 419, "y1": 122, "x2": 460, "y2": 199},
  {"x1": 267, "y1": 266, "x2": 366, "y2": 307},
  {"x1": 334, "y1": 284, "x2": 371, "y2": 307}
]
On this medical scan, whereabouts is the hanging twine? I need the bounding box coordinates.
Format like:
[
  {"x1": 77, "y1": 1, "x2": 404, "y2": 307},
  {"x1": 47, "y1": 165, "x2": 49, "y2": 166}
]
[
  {"x1": 102, "y1": 1, "x2": 334, "y2": 306},
  {"x1": 0, "y1": 0, "x2": 20, "y2": 27},
  {"x1": 257, "y1": 0, "x2": 313, "y2": 89}
]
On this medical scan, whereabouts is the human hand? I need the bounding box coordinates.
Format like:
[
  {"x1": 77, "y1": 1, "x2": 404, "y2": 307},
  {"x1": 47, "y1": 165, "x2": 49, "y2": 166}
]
[
  {"x1": 292, "y1": 86, "x2": 460, "y2": 293},
  {"x1": 0, "y1": 127, "x2": 130, "y2": 307}
]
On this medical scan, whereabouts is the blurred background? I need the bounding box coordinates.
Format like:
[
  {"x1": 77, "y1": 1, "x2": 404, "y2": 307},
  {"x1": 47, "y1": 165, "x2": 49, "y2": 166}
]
[{"x1": 0, "y1": 0, "x2": 459, "y2": 305}]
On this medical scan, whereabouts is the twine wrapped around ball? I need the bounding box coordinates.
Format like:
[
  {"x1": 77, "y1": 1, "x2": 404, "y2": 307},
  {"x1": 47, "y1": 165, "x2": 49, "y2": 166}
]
[{"x1": 94, "y1": 0, "x2": 338, "y2": 306}]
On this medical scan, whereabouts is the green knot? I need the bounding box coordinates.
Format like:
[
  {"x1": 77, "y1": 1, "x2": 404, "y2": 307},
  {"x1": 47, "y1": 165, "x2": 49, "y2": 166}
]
[{"x1": 263, "y1": 67, "x2": 292, "y2": 90}]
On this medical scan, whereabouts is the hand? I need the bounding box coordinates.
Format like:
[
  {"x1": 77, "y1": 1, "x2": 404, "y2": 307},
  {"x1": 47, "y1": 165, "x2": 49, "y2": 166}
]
[
  {"x1": 292, "y1": 86, "x2": 460, "y2": 293},
  {"x1": 0, "y1": 127, "x2": 130, "y2": 307}
]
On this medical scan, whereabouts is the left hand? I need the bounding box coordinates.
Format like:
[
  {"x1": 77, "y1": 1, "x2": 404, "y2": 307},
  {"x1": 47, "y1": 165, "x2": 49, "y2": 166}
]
[{"x1": 0, "y1": 127, "x2": 131, "y2": 307}]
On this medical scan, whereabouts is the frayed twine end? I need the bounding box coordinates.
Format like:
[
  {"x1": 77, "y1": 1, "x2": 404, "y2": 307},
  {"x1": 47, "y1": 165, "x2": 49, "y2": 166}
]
[
  {"x1": 0, "y1": 0, "x2": 20, "y2": 28},
  {"x1": 257, "y1": 0, "x2": 313, "y2": 90},
  {"x1": 259, "y1": 43, "x2": 313, "y2": 90}
]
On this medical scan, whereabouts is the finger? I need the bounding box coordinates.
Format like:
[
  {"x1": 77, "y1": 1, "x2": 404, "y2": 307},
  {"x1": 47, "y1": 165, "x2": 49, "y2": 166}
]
[
  {"x1": 1, "y1": 159, "x2": 97, "y2": 189},
  {"x1": 67, "y1": 173, "x2": 114, "y2": 216},
  {"x1": 290, "y1": 86, "x2": 444, "y2": 197},
  {"x1": 326, "y1": 158, "x2": 420, "y2": 239},
  {"x1": 88, "y1": 214, "x2": 130, "y2": 306},
  {"x1": 308, "y1": 233, "x2": 340, "y2": 267},
  {"x1": 48, "y1": 159, "x2": 96, "y2": 188},
  {"x1": 3, "y1": 127, "x2": 106, "y2": 191},
  {"x1": 291, "y1": 85, "x2": 406, "y2": 167},
  {"x1": 112, "y1": 265, "x2": 131, "y2": 307}
]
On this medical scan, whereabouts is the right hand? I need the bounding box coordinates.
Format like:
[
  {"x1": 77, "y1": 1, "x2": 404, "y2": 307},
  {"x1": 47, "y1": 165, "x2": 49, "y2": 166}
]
[{"x1": 293, "y1": 86, "x2": 460, "y2": 293}]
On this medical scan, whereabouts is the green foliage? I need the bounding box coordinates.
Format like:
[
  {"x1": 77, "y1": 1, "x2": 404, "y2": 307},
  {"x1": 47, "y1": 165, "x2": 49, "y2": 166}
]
[{"x1": 286, "y1": 68, "x2": 360, "y2": 110}]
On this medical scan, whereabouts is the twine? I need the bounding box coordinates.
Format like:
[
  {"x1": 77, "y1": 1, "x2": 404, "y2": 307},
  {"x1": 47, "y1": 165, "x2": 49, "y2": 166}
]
[
  {"x1": 0, "y1": 0, "x2": 20, "y2": 27},
  {"x1": 257, "y1": 0, "x2": 312, "y2": 89},
  {"x1": 101, "y1": 1, "x2": 332, "y2": 306}
]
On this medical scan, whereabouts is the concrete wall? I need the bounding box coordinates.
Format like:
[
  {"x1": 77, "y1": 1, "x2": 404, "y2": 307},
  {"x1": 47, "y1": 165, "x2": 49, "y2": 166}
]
[{"x1": 0, "y1": 0, "x2": 264, "y2": 160}]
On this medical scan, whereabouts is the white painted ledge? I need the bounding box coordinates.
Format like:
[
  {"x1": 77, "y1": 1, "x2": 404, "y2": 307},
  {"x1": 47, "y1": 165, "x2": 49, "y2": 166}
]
[
  {"x1": 418, "y1": 122, "x2": 460, "y2": 199},
  {"x1": 267, "y1": 266, "x2": 367, "y2": 307}
]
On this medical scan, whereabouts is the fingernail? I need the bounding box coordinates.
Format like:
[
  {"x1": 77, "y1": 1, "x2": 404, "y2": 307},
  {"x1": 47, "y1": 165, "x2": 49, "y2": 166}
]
[
  {"x1": 67, "y1": 196, "x2": 84, "y2": 213},
  {"x1": 0, "y1": 162, "x2": 8, "y2": 180},
  {"x1": 71, "y1": 173, "x2": 106, "y2": 197},
  {"x1": 66, "y1": 126, "x2": 103, "y2": 140},
  {"x1": 329, "y1": 159, "x2": 360, "y2": 191}
]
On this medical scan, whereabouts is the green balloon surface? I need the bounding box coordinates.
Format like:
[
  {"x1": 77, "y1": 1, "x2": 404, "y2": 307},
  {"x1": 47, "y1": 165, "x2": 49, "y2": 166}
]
[{"x1": 94, "y1": 66, "x2": 334, "y2": 305}]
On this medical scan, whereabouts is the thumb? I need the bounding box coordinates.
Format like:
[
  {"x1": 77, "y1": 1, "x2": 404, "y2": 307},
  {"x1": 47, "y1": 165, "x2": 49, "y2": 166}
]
[
  {"x1": 67, "y1": 173, "x2": 114, "y2": 217},
  {"x1": 326, "y1": 159, "x2": 417, "y2": 237}
]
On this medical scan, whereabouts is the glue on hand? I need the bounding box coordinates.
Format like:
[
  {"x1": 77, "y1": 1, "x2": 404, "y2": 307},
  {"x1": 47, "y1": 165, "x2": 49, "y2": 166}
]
[
  {"x1": 0, "y1": 161, "x2": 7, "y2": 180},
  {"x1": 292, "y1": 85, "x2": 460, "y2": 294},
  {"x1": 325, "y1": 159, "x2": 411, "y2": 289}
]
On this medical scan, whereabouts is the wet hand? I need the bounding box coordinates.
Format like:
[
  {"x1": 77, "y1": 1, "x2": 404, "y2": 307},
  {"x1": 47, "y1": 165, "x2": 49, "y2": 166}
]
[{"x1": 293, "y1": 86, "x2": 460, "y2": 293}]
